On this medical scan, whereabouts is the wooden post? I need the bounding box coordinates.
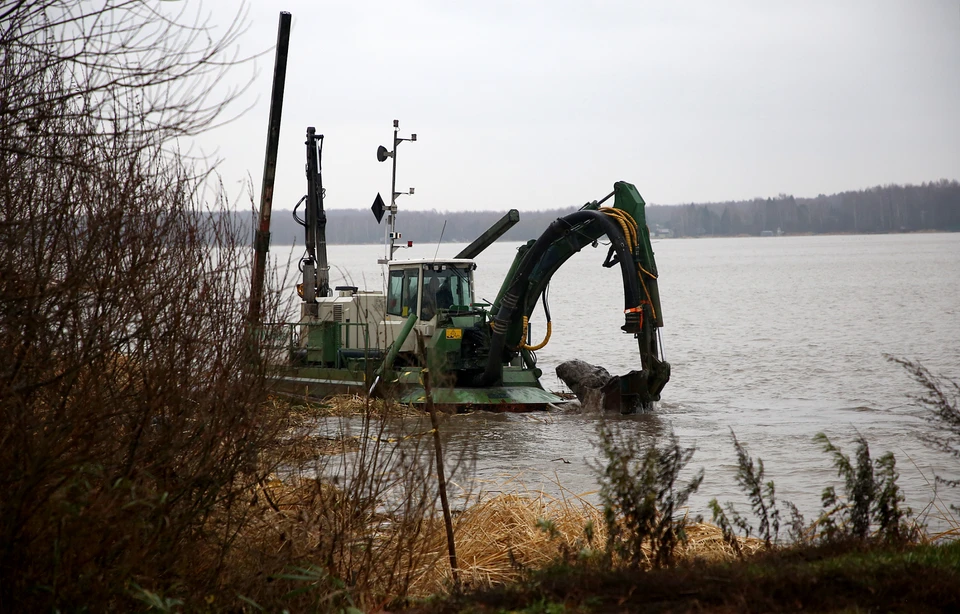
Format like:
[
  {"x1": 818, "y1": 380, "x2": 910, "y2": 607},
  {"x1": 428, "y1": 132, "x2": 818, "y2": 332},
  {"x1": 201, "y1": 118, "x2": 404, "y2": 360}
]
[
  {"x1": 247, "y1": 12, "x2": 291, "y2": 324},
  {"x1": 416, "y1": 332, "x2": 459, "y2": 587}
]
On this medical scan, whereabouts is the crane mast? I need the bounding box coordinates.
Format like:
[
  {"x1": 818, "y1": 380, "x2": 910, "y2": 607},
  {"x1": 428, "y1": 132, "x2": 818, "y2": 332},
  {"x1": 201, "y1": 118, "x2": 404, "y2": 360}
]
[{"x1": 301, "y1": 127, "x2": 330, "y2": 315}]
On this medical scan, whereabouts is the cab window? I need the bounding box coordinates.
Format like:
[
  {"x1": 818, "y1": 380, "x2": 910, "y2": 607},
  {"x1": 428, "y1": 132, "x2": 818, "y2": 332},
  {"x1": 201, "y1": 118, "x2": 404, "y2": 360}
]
[
  {"x1": 402, "y1": 268, "x2": 419, "y2": 317},
  {"x1": 448, "y1": 267, "x2": 472, "y2": 306},
  {"x1": 421, "y1": 265, "x2": 472, "y2": 320},
  {"x1": 421, "y1": 269, "x2": 441, "y2": 320},
  {"x1": 386, "y1": 269, "x2": 403, "y2": 316}
]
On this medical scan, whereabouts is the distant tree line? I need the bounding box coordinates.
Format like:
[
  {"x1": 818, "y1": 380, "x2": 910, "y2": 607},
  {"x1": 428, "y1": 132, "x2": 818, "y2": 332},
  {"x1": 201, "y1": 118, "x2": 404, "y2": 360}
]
[
  {"x1": 647, "y1": 179, "x2": 960, "y2": 238},
  {"x1": 254, "y1": 180, "x2": 959, "y2": 245},
  {"x1": 257, "y1": 206, "x2": 585, "y2": 246}
]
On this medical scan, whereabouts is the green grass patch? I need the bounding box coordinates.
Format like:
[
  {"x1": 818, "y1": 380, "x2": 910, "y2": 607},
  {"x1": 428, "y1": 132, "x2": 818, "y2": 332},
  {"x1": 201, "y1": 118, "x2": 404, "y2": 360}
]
[{"x1": 410, "y1": 540, "x2": 960, "y2": 613}]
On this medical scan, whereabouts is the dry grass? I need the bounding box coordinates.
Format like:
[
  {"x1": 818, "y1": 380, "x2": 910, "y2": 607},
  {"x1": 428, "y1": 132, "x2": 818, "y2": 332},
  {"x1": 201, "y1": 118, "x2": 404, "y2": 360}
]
[
  {"x1": 259, "y1": 394, "x2": 430, "y2": 468},
  {"x1": 233, "y1": 397, "x2": 769, "y2": 607},
  {"x1": 267, "y1": 433, "x2": 362, "y2": 465},
  {"x1": 230, "y1": 459, "x2": 767, "y2": 606},
  {"x1": 678, "y1": 520, "x2": 766, "y2": 560},
  {"x1": 902, "y1": 455, "x2": 960, "y2": 544},
  {"x1": 408, "y1": 491, "x2": 765, "y2": 596},
  {"x1": 918, "y1": 495, "x2": 960, "y2": 543},
  {"x1": 266, "y1": 394, "x2": 425, "y2": 422},
  {"x1": 414, "y1": 492, "x2": 604, "y2": 595},
  {"x1": 211, "y1": 399, "x2": 451, "y2": 610},
  {"x1": 217, "y1": 474, "x2": 445, "y2": 610}
]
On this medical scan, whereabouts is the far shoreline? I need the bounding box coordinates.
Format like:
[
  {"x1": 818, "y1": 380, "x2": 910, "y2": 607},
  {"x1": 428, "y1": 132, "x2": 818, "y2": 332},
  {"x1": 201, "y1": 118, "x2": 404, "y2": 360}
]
[{"x1": 266, "y1": 228, "x2": 958, "y2": 247}]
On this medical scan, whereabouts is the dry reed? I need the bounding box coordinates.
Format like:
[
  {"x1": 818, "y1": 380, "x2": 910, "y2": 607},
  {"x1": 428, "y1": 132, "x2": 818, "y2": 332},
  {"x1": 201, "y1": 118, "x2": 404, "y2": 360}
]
[
  {"x1": 408, "y1": 491, "x2": 765, "y2": 595},
  {"x1": 235, "y1": 397, "x2": 769, "y2": 606},
  {"x1": 266, "y1": 393, "x2": 424, "y2": 421},
  {"x1": 233, "y1": 464, "x2": 766, "y2": 604}
]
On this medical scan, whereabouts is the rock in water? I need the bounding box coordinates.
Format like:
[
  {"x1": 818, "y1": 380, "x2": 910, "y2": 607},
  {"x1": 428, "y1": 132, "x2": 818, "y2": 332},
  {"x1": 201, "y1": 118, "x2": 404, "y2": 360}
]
[
  {"x1": 556, "y1": 359, "x2": 612, "y2": 398},
  {"x1": 555, "y1": 360, "x2": 614, "y2": 412}
]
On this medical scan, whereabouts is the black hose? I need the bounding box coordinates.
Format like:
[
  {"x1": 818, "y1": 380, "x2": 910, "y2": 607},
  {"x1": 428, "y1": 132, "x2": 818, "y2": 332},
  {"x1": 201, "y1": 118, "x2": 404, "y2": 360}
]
[
  {"x1": 292, "y1": 195, "x2": 307, "y2": 226},
  {"x1": 542, "y1": 282, "x2": 552, "y2": 323},
  {"x1": 473, "y1": 209, "x2": 637, "y2": 386}
]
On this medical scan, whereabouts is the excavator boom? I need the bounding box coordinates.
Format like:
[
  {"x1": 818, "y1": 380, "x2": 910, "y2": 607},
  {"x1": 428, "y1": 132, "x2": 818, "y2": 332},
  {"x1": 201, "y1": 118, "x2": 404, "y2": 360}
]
[{"x1": 486, "y1": 181, "x2": 669, "y2": 411}]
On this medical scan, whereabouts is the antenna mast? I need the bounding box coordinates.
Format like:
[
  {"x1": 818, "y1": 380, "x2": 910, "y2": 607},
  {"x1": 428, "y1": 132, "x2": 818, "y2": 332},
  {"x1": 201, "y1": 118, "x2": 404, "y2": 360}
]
[{"x1": 374, "y1": 120, "x2": 416, "y2": 264}]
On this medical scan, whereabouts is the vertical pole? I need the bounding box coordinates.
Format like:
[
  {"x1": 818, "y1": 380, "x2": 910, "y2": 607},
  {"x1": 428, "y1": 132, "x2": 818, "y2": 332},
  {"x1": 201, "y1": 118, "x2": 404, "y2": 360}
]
[
  {"x1": 415, "y1": 332, "x2": 459, "y2": 587},
  {"x1": 385, "y1": 122, "x2": 399, "y2": 264},
  {"x1": 247, "y1": 12, "x2": 292, "y2": 324}
]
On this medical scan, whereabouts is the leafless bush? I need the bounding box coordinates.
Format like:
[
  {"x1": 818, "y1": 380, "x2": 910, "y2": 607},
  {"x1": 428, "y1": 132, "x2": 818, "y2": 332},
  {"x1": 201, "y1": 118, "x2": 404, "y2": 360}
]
[
  {"x1": 0, "y1": 1, "x2": 280, "y2": 609},
  {"x1": 230, "y1": 398, "x2": 472, "y2": 611},
  {"x1": 0, "y1": 0, "x2": 253, "y2": 155},
  {"x1": 0, "y1": 3, "x2": 482, "y2": 610}
]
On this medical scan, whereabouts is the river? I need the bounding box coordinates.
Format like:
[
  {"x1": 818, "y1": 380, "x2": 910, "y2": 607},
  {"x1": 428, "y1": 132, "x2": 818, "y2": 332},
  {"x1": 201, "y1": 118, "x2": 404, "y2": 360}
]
[{"x1": 276, "y1": 232, "x2": 960, "y2": 530}]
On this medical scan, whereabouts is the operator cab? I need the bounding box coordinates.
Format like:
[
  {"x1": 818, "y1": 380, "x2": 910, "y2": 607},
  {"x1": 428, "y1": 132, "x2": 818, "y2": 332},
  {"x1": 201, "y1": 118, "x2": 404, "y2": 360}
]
[{"x1": 385, "y1": 258, "x2": 476, "y2": 323}]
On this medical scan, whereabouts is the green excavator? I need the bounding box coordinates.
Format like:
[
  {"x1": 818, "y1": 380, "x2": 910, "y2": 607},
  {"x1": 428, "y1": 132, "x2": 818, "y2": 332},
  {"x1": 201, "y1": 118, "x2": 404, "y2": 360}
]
[
  {"x1": 385, "y1": 179, "x2": 670, "y2": 413},
  {"x1": 249, "y1": 13, "x2": 669, "y2": 413}
]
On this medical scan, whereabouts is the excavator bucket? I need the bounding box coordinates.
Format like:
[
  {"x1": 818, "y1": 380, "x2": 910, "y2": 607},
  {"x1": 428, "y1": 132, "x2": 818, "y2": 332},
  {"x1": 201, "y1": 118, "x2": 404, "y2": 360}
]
[{"x1": 612, "y1": 361, "x2": 671, "y2": 413}]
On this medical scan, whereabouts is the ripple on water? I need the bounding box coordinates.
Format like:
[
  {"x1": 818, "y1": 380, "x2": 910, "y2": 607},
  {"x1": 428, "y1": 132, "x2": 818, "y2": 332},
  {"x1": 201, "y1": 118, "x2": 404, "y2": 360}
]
[{"x1": 294, "y1": 234, "x2": 960, "y2": 532}]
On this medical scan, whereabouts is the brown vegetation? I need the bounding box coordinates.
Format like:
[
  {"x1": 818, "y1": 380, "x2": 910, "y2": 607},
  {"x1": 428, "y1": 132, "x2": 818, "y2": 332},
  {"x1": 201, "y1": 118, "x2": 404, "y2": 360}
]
[
  {"x1": 0, "y1": 1, "x2": 279, "y2": 609},
  {"x1": 217, "y1": 419, "x2": 765, "y2": 610}
]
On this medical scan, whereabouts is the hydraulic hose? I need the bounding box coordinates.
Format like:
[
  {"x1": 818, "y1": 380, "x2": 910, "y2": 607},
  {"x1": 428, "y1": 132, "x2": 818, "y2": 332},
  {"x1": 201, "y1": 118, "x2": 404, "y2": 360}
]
[
  {"x1": 603, "y1": 208, "x2": 638, "y2": 249},
  {"x1": 518, "y1": 287, "x2": 552, "y2": 351},
  {"x1": 603, "y1": 207, "x2": 658, "y2": 321},
  {"x1": 473, "y1": 209, "x2": 639, "y2": 387},
  {"x1": 519, "y1": 317, "x2": 551, "y2": 351}
]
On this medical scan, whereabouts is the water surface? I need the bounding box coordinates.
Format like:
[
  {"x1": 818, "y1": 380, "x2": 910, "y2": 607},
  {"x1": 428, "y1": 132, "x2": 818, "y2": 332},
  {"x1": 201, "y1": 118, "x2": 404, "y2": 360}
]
[{"x1": 280, "y1": 233, "x2": 960, "y2": 528}]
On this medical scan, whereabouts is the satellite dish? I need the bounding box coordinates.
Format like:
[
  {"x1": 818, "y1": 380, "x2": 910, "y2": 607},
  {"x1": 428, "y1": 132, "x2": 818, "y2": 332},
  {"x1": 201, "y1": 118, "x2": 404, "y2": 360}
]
[{"x1": 377, "y1": 145, "x2": 392, "y2": 162}]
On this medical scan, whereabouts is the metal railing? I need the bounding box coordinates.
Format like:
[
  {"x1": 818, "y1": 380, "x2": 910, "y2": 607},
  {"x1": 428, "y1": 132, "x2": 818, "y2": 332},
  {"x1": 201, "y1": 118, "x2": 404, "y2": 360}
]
[{"x1": 258, "y1": 321, "x2": 378, "y2": 369}]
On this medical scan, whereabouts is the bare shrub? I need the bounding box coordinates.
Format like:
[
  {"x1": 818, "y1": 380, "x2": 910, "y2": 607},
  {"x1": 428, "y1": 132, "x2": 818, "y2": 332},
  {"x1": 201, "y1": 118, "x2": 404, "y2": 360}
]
[
  {"x1": 0, "y1": 1, "x2": 279, "y2": 609},
  {"x1": 228, "y1": 398, "x2": 472, "y2": 611},
  {"x1": 0, "y1": 0, "x2": 253, "y2": 152}
]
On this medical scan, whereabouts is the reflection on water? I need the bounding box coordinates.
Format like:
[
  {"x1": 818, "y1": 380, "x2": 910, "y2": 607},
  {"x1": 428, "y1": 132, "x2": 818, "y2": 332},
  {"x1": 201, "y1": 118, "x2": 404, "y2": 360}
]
[{"x1": 287, "y1": 233, "x2": 960, "y2": 530}]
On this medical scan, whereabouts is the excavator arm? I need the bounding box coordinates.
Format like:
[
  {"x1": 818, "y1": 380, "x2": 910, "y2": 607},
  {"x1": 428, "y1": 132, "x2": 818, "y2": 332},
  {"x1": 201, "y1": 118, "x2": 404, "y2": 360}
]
[{"x1": 481, "y1": 181, "x2": 669, "y2": 411}]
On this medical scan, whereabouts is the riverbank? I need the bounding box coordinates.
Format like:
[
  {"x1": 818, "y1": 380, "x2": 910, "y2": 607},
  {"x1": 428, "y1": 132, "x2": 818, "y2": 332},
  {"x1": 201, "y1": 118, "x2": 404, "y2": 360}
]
[
  {"x1": 242, "y1": 394, "x2": 960, "y2": 613},
  {"x1": 409, "y1": 539, "x2": 960, "y2": 612}
]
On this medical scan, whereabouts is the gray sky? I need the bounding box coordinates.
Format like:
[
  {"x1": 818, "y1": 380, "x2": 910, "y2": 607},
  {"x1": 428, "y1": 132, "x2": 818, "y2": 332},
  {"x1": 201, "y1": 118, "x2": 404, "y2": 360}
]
[{"x1": 196, "y1": 1, "x2": 960, "y2": 213}]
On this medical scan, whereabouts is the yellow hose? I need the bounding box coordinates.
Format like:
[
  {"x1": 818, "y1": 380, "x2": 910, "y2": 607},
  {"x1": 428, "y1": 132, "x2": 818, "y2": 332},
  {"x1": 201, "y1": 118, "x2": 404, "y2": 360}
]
[
  {"x1": 606, "y1": 208, "x2": 639, "y2": 246},
  {"x1": 602, "y1": 207, "x2": 630, "y2": 238},
  {"x1": 602, "y1": 208, "x2": 657, "y2": 320},
  {"x1": 519, "y1": 315, "x2": 552, "y2": 351},
  {"x1": 602, "y1": 208, "x2": 637, "y2": 249}
]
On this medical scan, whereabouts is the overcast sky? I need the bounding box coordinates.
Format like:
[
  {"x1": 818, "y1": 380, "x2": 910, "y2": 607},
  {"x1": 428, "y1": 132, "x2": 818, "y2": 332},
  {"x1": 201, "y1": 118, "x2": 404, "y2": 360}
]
[{"x1": 195, "y1": 1, "x2": 960, "y2": 213}]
